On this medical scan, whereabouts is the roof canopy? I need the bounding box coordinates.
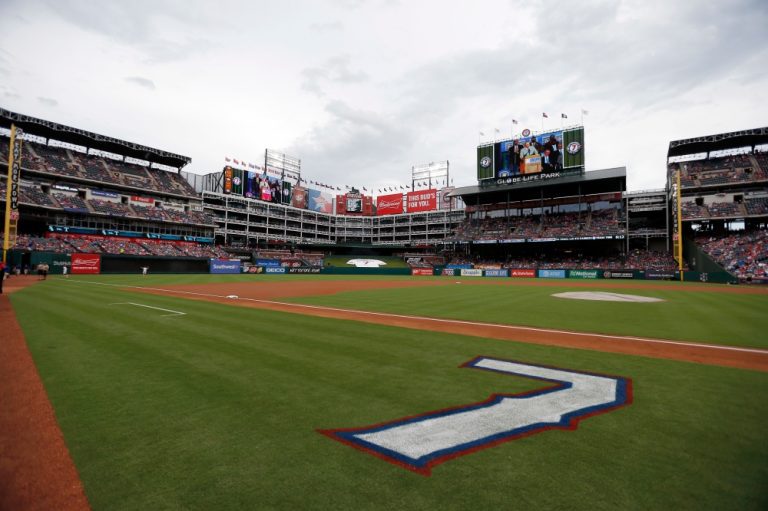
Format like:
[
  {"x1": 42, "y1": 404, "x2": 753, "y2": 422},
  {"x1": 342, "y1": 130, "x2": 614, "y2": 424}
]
[
  {"x1": 667, "y1": 127, "x2": 768, "y2": 159},
  {"x1": 449, "y1": 167, "x2": 626, "y2": 206},
  {"x1": 0, "y1": 108, "x2": 191, "y2": 169}
]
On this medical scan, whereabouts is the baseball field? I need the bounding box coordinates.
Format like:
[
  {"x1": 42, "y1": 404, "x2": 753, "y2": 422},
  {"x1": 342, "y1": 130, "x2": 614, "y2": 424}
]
[{"x1": 2, "y1": 274, "x2": 767, "y2": 510}]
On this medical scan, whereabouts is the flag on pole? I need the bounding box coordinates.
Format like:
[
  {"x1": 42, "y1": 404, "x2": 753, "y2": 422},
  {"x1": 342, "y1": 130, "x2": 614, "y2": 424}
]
[
  {"x1": 494, "y1": 128, "x2": 500, "y2": 134},
  {"x1": 542, "y1": 113, "x2": 548, "y2": 118},
  {"x1": 225, "y1": 157, "x2": 231, "y2": 162},
  {"x1": 479, "y1": 131, "x2": 485, "y2": 136},
  {"x1": 512, "y1": 119, "x2": 518, "y2": 125},
  {"x1": 561, "y1": 113, "x2": 568, "y2": 119},
  {"x1": 582, "y1": 109, "x2": 589, "y2": 115}
]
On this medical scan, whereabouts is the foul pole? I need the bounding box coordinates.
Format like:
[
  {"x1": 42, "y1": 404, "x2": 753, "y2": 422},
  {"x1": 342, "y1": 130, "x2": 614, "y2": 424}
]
[{"x1": 3, "y1": 124, "x2": 23, "y2": 264}]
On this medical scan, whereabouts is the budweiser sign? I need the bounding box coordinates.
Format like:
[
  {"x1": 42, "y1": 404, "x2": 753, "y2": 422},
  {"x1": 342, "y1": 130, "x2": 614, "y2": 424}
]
[
  {"x1": 71, "y1": 253, "x2": 101, "y2": 274},
  {"x1": 376, "y1": 193, "x2": 404, "y2": 215}
]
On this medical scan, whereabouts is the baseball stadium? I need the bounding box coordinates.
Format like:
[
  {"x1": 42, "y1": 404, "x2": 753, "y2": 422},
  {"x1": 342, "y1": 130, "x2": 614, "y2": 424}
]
[{"x1": 1, "y1": 105, "x2": 767, "y2": 510}]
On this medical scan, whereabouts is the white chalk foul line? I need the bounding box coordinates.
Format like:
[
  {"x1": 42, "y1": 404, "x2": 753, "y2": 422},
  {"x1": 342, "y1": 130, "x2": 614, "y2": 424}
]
[
  {"x1": 69, "y1": 279, "x2": 768, "y2": 356},
  {"x1": 109, "y1": 302, "x2": 186, "y2": 316}
]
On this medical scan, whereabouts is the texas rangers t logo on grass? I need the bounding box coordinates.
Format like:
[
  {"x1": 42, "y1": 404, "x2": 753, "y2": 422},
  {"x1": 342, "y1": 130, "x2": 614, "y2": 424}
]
[{"x1": 319, "y1": 357, "x2": 632, "y2": 475}]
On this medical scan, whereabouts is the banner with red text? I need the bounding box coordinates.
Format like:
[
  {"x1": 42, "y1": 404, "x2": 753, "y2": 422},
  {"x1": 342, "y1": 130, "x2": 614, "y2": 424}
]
[{"x1": 406, "y1": 189, "x2": 437, "y2": 213}]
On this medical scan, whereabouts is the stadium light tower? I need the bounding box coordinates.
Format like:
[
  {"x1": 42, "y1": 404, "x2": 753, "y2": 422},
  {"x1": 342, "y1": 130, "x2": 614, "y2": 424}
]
[
  {"x1": 265, "y1": 149, "x2": 301, "y2": 183},
  {"x1": 411, "y1": 160, "x2": 449, "y2": 190}
]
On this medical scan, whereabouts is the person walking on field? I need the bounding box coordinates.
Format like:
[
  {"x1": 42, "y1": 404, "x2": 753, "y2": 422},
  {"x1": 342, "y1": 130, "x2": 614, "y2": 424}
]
[
  {"x1": 62, "y1": 265, "x2": 68, "y2": 278},
  {"x1": 141, "y1": 266, "x2": 149, "y2": 276}
]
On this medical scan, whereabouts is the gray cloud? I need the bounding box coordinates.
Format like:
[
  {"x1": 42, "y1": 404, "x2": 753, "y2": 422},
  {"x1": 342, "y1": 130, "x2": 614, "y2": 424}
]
[
  {"x1": 4, "y1": 91, "x2": 21, "y2": 99},
  {"x1": 301, "y1": 55, "x2": 368, "y2": 97},
  {"x1": 309, "y1": 21, "x2": 344, "y2": 32},
  {"x1": 41, "y1": 0, "x2": 213, "y2": 63},
  {"x1": 37, "y1": 96, "x2": 58, "y2": 107},
  {"x1": 125, "y1": 76, "x2": 156, "y2": 90},
  {"x1": 288, "y1": 99, "x2": 415, "y2": 185}
]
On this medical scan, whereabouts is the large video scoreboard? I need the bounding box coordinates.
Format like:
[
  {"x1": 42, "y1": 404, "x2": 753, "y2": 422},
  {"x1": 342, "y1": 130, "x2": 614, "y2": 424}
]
[{"x1": 477, "y1": 126, "x2": 585, "y2": 186}]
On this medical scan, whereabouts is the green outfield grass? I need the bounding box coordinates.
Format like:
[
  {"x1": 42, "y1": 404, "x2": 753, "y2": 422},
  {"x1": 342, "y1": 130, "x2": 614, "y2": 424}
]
[
  {"x1": 9, "y1": 276, "x2": 768, "y2": 510},
  {"x1": 287, "y1": 278, "x2": 768, "y2": 349}
]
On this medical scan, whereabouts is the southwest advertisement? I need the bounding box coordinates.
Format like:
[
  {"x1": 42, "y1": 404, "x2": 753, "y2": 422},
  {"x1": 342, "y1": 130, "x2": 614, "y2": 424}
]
[{"x1": 209, "y1": 259, "x2": 241, "y2": 274}]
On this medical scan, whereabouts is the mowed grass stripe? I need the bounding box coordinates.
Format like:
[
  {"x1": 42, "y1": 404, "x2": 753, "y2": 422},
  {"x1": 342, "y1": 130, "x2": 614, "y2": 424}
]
[
  {"x1": 10, "y1": 280, "x2": 768, "y2": 511},
  {"x1": 287, "y1": 283, "x2": 768, "y2": 349}
]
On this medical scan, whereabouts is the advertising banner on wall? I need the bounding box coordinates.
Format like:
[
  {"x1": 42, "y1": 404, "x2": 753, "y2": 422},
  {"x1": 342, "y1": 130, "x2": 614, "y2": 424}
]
[
  {"x1": 538, "y1": 269, "x2": 566, "y2": 279},
  {"x1": 406, "y1": 189, "x2": 437, "y2": 213},
  {"x1": 255, "y1": 258, "x2": 281, "y2": 267},
  {"x1": 510, "y1": 269, "x2": 536, "y2": 278},
  {"x1": 376, "y1": 193, "x2": 404, "y2": 216},
  {"x1": 568, "y1": 269, "x2": 599, "y2": 279},
  {"x1": 484, "y1": 269, "x2": 509, "y2": 277},
  {"x1": 602, "y1": 270, "x2": 635, "y2": 279},
  {"x1": 362, "y1": 195, "x2": 373, "y2": 216},
  {"x1": 210, "y1": 259, "x2": 240, "y2": 274},
  {"x1": 288, "y1": 267, "x2": 322, "y2": 274},
  {"x1": 645, "y1": 271, "x2": 678, "y2": 280},
  {"x1": 346, "y1": 194, "x2": 362, "y2": 213},
  {"x1": 291, "y1": 186, "x2": 308, "y2": 209},
  {"x1": 280, "y1": 181, "x2": 291, "y2": 204},
  {"x1": 460, "y1": 268, "x2": 483, "y2": 277},
  {"x1": 439, "y1": 186, "x2": 456, "y2": 210},
  {"x1": 91, "y1": 190, "x2": 119, "y2": 198},
  {"x1": 308, "y1": 189, "x2": 334, "y2": 213},
  {"x1": 223, "y1": 166, "x2": 233, "y2": 194},
  {"x1": 71, "y1": 253, "x2": 101, "y2": 274},
  {"x1": 231, "y1": 167, "x2": 244, "y2": 195},
  {"x1": 411, "y1": 268, "x2": 433, "y2": 276}
]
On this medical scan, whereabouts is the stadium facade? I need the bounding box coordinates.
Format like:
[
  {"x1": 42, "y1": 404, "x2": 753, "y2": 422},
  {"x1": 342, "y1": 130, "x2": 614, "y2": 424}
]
[{"x1": 1, "y1": 108, "x2": 766, "y2": 281}]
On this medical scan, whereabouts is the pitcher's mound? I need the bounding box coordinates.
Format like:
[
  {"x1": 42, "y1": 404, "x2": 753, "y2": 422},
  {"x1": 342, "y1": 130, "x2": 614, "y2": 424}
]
[{"x1": 553, "y1": 291, "x2": 664, "y2": 303}]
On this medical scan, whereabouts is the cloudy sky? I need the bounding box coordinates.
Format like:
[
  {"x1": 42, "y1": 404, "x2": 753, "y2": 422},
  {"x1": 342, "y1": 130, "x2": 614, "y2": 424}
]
[{"x1": 0, "y1": 0, "x2": 766, "y2": 192}]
